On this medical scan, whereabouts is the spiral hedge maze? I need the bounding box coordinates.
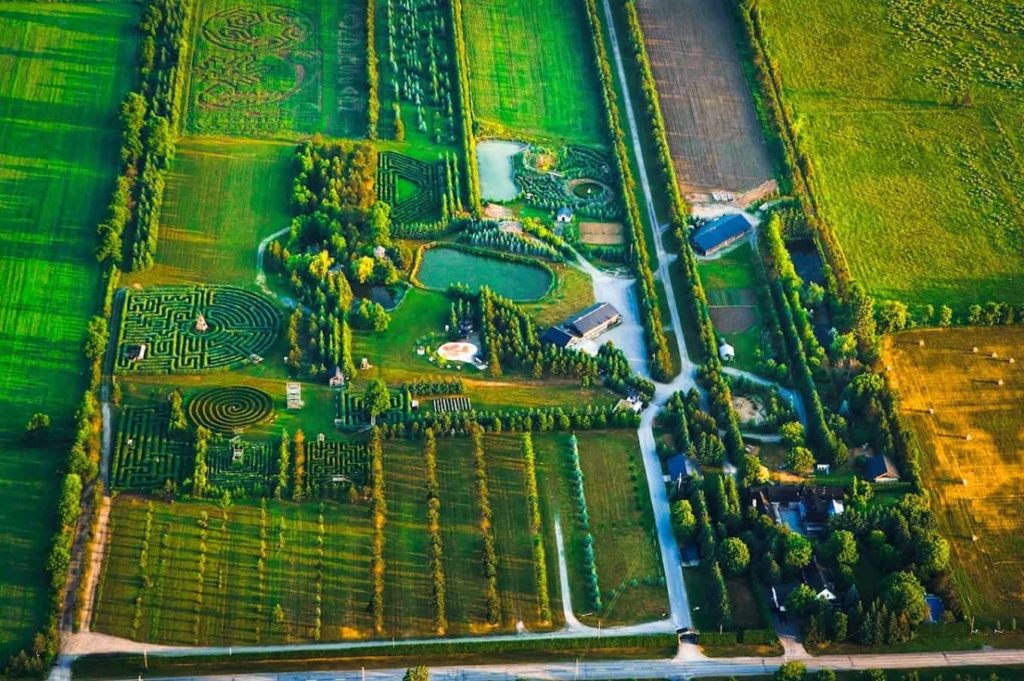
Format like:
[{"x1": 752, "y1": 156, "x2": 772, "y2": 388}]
[
  {"x1": 306, "y1": 441, "x2": 371, "y2": 489},
  {"x1": 111, "y1": 406, "x2": 195, "y2": 492},
  {"x1": 115, "y1": 286, "x2": 279, "y2": 374},
  {"x1": 377, "y1": 151, "x2": 444, "y2": 223},
  {"x1": 335, "y1": 388, "x2": 411, "y2": 428},
  {"x1": 514, "y1": 145, "x2": 622, "y2": 220},
  {"x1": 190, "y1": 5, "x2": 321, "y2": 135},
  {"x1": 188, "y1": 387, "x2": 275, "y2": 434},
  {"x1": 208, "y1": 439, "x2": 275, "y2": 492}
]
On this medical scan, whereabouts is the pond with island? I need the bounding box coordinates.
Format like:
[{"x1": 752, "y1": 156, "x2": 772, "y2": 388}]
[{"x1": 416, "y1": 246, "x2": 553, "y2": 301}]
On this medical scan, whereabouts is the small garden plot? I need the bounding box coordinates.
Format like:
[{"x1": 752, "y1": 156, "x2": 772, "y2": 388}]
[
  {"x1": 188, "y1": 2, "x2": 327, "y2": 136},
  {"x1": 111, "y1": 406, "x2": 194, "y2": 492},
  {"x1": 376, "y1": 151, "x2": 458, "y2": 223},
  {"x1": 115, "y1": 286, "x2": 279, "y2": 374},
  {"x1": 415, "y1": 246, "x2": 553, "y2": 301},
  {"x1": 476, "y1": 140, "x2": 524, "y2": 201},
  {"x1": 335, "y1": 388, "x2": 411, "y2": 428},
  {"x1": 432, "y1": 396, "x2": 471, "y2": 412},
  {"x1": 188, "y1": 386, "x2": 275, "y2": 434},
  {"x1": 514, "y1": 146, "x2": 622, "y2": 220},
  {"x1": 579, "y1": 221, "x2": 626, "y2": 246}
]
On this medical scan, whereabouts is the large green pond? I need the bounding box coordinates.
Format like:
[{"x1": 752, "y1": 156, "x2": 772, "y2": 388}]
[{"x1": 416, "y1": 247, "x2": 553, "y2": 301}]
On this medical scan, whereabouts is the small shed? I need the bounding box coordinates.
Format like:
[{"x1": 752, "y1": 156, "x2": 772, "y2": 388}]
[
  {"x1": 555, "y1": 207, "x2": 574, "y2": 223},
  {"x1": 124, "y1": 344, "x2": 147, "y2": 362},
  {"x1": 718, "y1": 341, "x2": 735, "y2": 362},
  {"x1": 328, "y1": 366, "x2": 345, "y2": 388}
]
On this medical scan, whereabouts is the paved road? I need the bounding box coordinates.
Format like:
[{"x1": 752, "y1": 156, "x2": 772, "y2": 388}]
[{"x1": 84, "y1": 646, "x2": 1024, "y2": 681}]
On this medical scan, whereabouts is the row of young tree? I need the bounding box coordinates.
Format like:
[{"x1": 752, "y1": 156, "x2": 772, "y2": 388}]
[
  {"x1": 566, "y1": 434, "x2": 602, "y2": 611},
  {"x1": 96, "y1": 0, "x2": 193, "y2": 272},
  {"x1": 422, "y1": 430, "x2": 447, "y2": 634},
  {"x1": 520, "y1": 433, "x2": 552, "y2": 623},
  {"x1": 579, "y1": 0, "x2": 674, "y2": 381},
  {"x1": 469, "y1": 424, "x2": 501, "y2": 624}
]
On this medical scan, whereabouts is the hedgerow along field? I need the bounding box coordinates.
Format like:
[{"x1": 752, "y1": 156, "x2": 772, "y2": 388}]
[
  {"x1": 633, "y1": 0, "x2": 774, "y2": 193},
  {"x1": 462, "y1": 0, "x2": 605, "y2": 143},
  {"x1": 884, "y1": 327, "x2": 1024, "y2": 622},
  {"x1": 0, "y1": 3, "x2": 138, "y2": 658},
  {"x1": 129, "y1": 137, "x2": 292, "y2": 287},
  {"x1": 186, "y1": 0, "x2": 368, "y2": 137},
  {"x1": 756, "y1": 0, "x2": 1024, "y2": 308}
]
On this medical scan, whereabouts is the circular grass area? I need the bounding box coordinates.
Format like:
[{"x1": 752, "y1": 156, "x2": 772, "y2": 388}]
[
  {"x1": 188, "y1": 386, "x2": 274, "y2": 434},
  {"x1": 572, "y1": 180, "x2": 606, "y2": 199},
  {"x1": 416, "y1": 247, "x2": 553, "y2": 301}
]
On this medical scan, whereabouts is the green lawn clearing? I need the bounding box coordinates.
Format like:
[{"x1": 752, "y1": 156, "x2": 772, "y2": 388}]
[
  {"x1": 462, "y1": 0, "x2": 605, "y2": 144},
  {"x1": 128, "y1": 137, "x2": 293, "y2": 287},
  {"x1": 757, "y1": 0, "x2": 1024, "y2": 309},
  {"x1": 0, "y1": 2, "x2": 137, "y2": 657}
]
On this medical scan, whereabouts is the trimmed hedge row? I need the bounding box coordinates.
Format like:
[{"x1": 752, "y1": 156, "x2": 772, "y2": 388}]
[
  {"x1": 566, "y1": 434, "x2": 602, "y2": 611},
  {"x1": 366, "y1": 0, "x2": 379, "y2": 139},
  {"x1": 369, "y1": 429, "x2": 387, "y2": 636},
  {"x1": 448, "y1": 0, "x2": 481, "y2": 214},
  {"x1": 580, "y1": 0, "x2": 675, "y2": 381}
]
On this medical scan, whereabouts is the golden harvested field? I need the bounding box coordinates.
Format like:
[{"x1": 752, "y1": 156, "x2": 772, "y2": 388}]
[{"x1": 884, "y1": 327, "x2": 1024, "y2": 620}]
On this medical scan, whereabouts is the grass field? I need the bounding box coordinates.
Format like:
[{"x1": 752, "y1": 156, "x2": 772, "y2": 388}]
[
  {"x1": 757, "y1": 0, "x2": 1024, "y2": 308},
  {"x1": 129, "y1": 137, "x2": 292, "y2": 287},
  {"x1": 0, "y1": 3, "x2": 137, "y2": 657},
  {"x1": 538, "y1": 431, "x2": 667, "y2": 626},
  {"x1": 634, "y1": 0, "x2": 775, "y2": 193},
  {"x1": 884, "y1": 327, "x2": 1024, "y2": 620},
  {"x1": 462, "y1": 0, "x2": 605, "y2": 144},
  {"x1": 187, "y1": 0, "x2": 367, "y2": 137}
]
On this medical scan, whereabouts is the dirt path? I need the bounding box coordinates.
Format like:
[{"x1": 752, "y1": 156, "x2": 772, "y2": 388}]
[{"x1": 75, "y1": 495, "x2": 111, "y2": 633}]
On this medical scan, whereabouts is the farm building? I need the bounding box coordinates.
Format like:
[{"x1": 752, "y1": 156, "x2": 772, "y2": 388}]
[
  {"x1": 865, "y1": 453, "x2": 901, "y2": 483},
  {"x1": 691, "y1": 213, "x2": 752, "y2": 256},
  {"x1": 567, "y1": 302, "x2": 622, "y2": 339},
  {"x1": 555, "y1": 207, "x2": 574, "y2": 223},
  {"x1": 541, "y1": 326, "x2": 580, "y2": 350}
]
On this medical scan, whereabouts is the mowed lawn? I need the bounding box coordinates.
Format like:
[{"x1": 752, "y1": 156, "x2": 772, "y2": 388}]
[
  {"x1": 128, "y1": 137, "x2": 292, "y2": 287},
  {"x1": 462, "y1": 0, "x2": 604, "y2": 143},
  {"x1": 0, "y1": 3, "x2": 137, "y2": 657},
  {"x1": 884, "y1": 327, "x2": 1024, "y2": 621},
  {"x1": 757, "y1": 0, "x2": 1024, "y2": 309}
]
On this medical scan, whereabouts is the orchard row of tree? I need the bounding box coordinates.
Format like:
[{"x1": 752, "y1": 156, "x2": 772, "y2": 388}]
[
  {"x1": 96, "y1": 0, "x2": 193, "y2": 272},
  {"x1": 369, "y1": 429, "x2": 387, "y2": 635},
  {"x1": 469, "y1": 425, "x2": 501, "y2": 624},
  {"x1": 422, "y1": 430, "x2": 448, "y2": 634},
  {"x1": 566, "y1": 434, "x2": 602, "y2": 611},
  {"x1": 520, "y1": 433, "x2": 552, "y2": 623},
  {"x1": 579, "y1": 0, "x2": 674, "y2": 380}
]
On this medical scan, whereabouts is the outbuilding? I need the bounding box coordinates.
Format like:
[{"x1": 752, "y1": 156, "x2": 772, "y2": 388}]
[
  {"x1": 555, "y1": 207, "x2": 574, "y2": 223},
  {"x1": 865, "y1": 453, "x2": 901, "y2": 483},
  {"x1": 718, "y1": 340, "x2": 736, "y2": 362},
  {"x1": 541, "y1": 326, "x2": 579, "y2": 349},
  {"x1": 567, "y1": 302, "x2": 622, "y2": 340},
  {"x1": 691, "y1": 213, "x2": 752, "y2": 256}
]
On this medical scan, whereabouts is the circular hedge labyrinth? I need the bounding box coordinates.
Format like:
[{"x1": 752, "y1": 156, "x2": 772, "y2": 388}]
[
  {"x1": 115, "y1": 286, "x2": 280, "y2": 374},
  {"x1": 188, "y1": 387, "x2": 275, "y2": 434}
]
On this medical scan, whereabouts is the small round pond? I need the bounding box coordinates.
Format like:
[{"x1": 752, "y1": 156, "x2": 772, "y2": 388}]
[
  {"x1": 416, "y1": 247, "x2": 552, "y2": 301},
  {"x1": 572, "y1": 180, "x2": 606, "y2": 199},
  {"x1": 476, "y1": 140, "x2": 524, "y2": 201}
]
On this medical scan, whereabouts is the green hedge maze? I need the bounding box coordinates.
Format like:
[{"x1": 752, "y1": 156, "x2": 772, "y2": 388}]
[
  {"x1": 111, "y1": 406, "x2": 195, "y2": 492},
  {"x1": 188, "y1": 387, "x2": 275, "y2": 434},
  {"x1": 306, "y1": 440, "x2": 371, "y2": 491},
  {"x1": 335, "y1": 388, "x2": 411, "y2": 428},
  {"x1": 115, "y1": 286, "x2": 279, "y2": 374},
  {"x1": 190, "y1": 6, "x2": 321, "y2": 135},
  {"x1": 208, "y1": 439, "x2": 275, "y2": 493},
  {"x1": 377, "y1": 151, "x2": 444, "y2": 223}
]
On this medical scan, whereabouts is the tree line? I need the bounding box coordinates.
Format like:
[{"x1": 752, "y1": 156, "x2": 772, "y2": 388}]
[
  {"x1": 579, "y1": 0, "x2": 675, "y2": 381},
  {"x1": 96, "y1": 0, "x2": 193, "y2": 273}
]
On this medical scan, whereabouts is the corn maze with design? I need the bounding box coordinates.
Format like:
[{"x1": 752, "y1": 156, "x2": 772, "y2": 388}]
[
  {"x1": 111, "y1": 406, "x2": 194, "y2": 491},
  {"x1": 188, "y1": 387, "x2": 275, "y2": 434},
  {"x1": 208, "y1": 439, "x2": 275, "y2": 492},
  {"x1": 306, "y1": 440, "x2": 371, "y2": 488},
  {"x1": 335, "y1": 388, "x2": 411, "y2": 428},
  {"x1": 115, "y1": 286, "x2": 279, "y2": 374},
  {"x1": 376, "y1": 152, "x2": 444, "y2": 223}
]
